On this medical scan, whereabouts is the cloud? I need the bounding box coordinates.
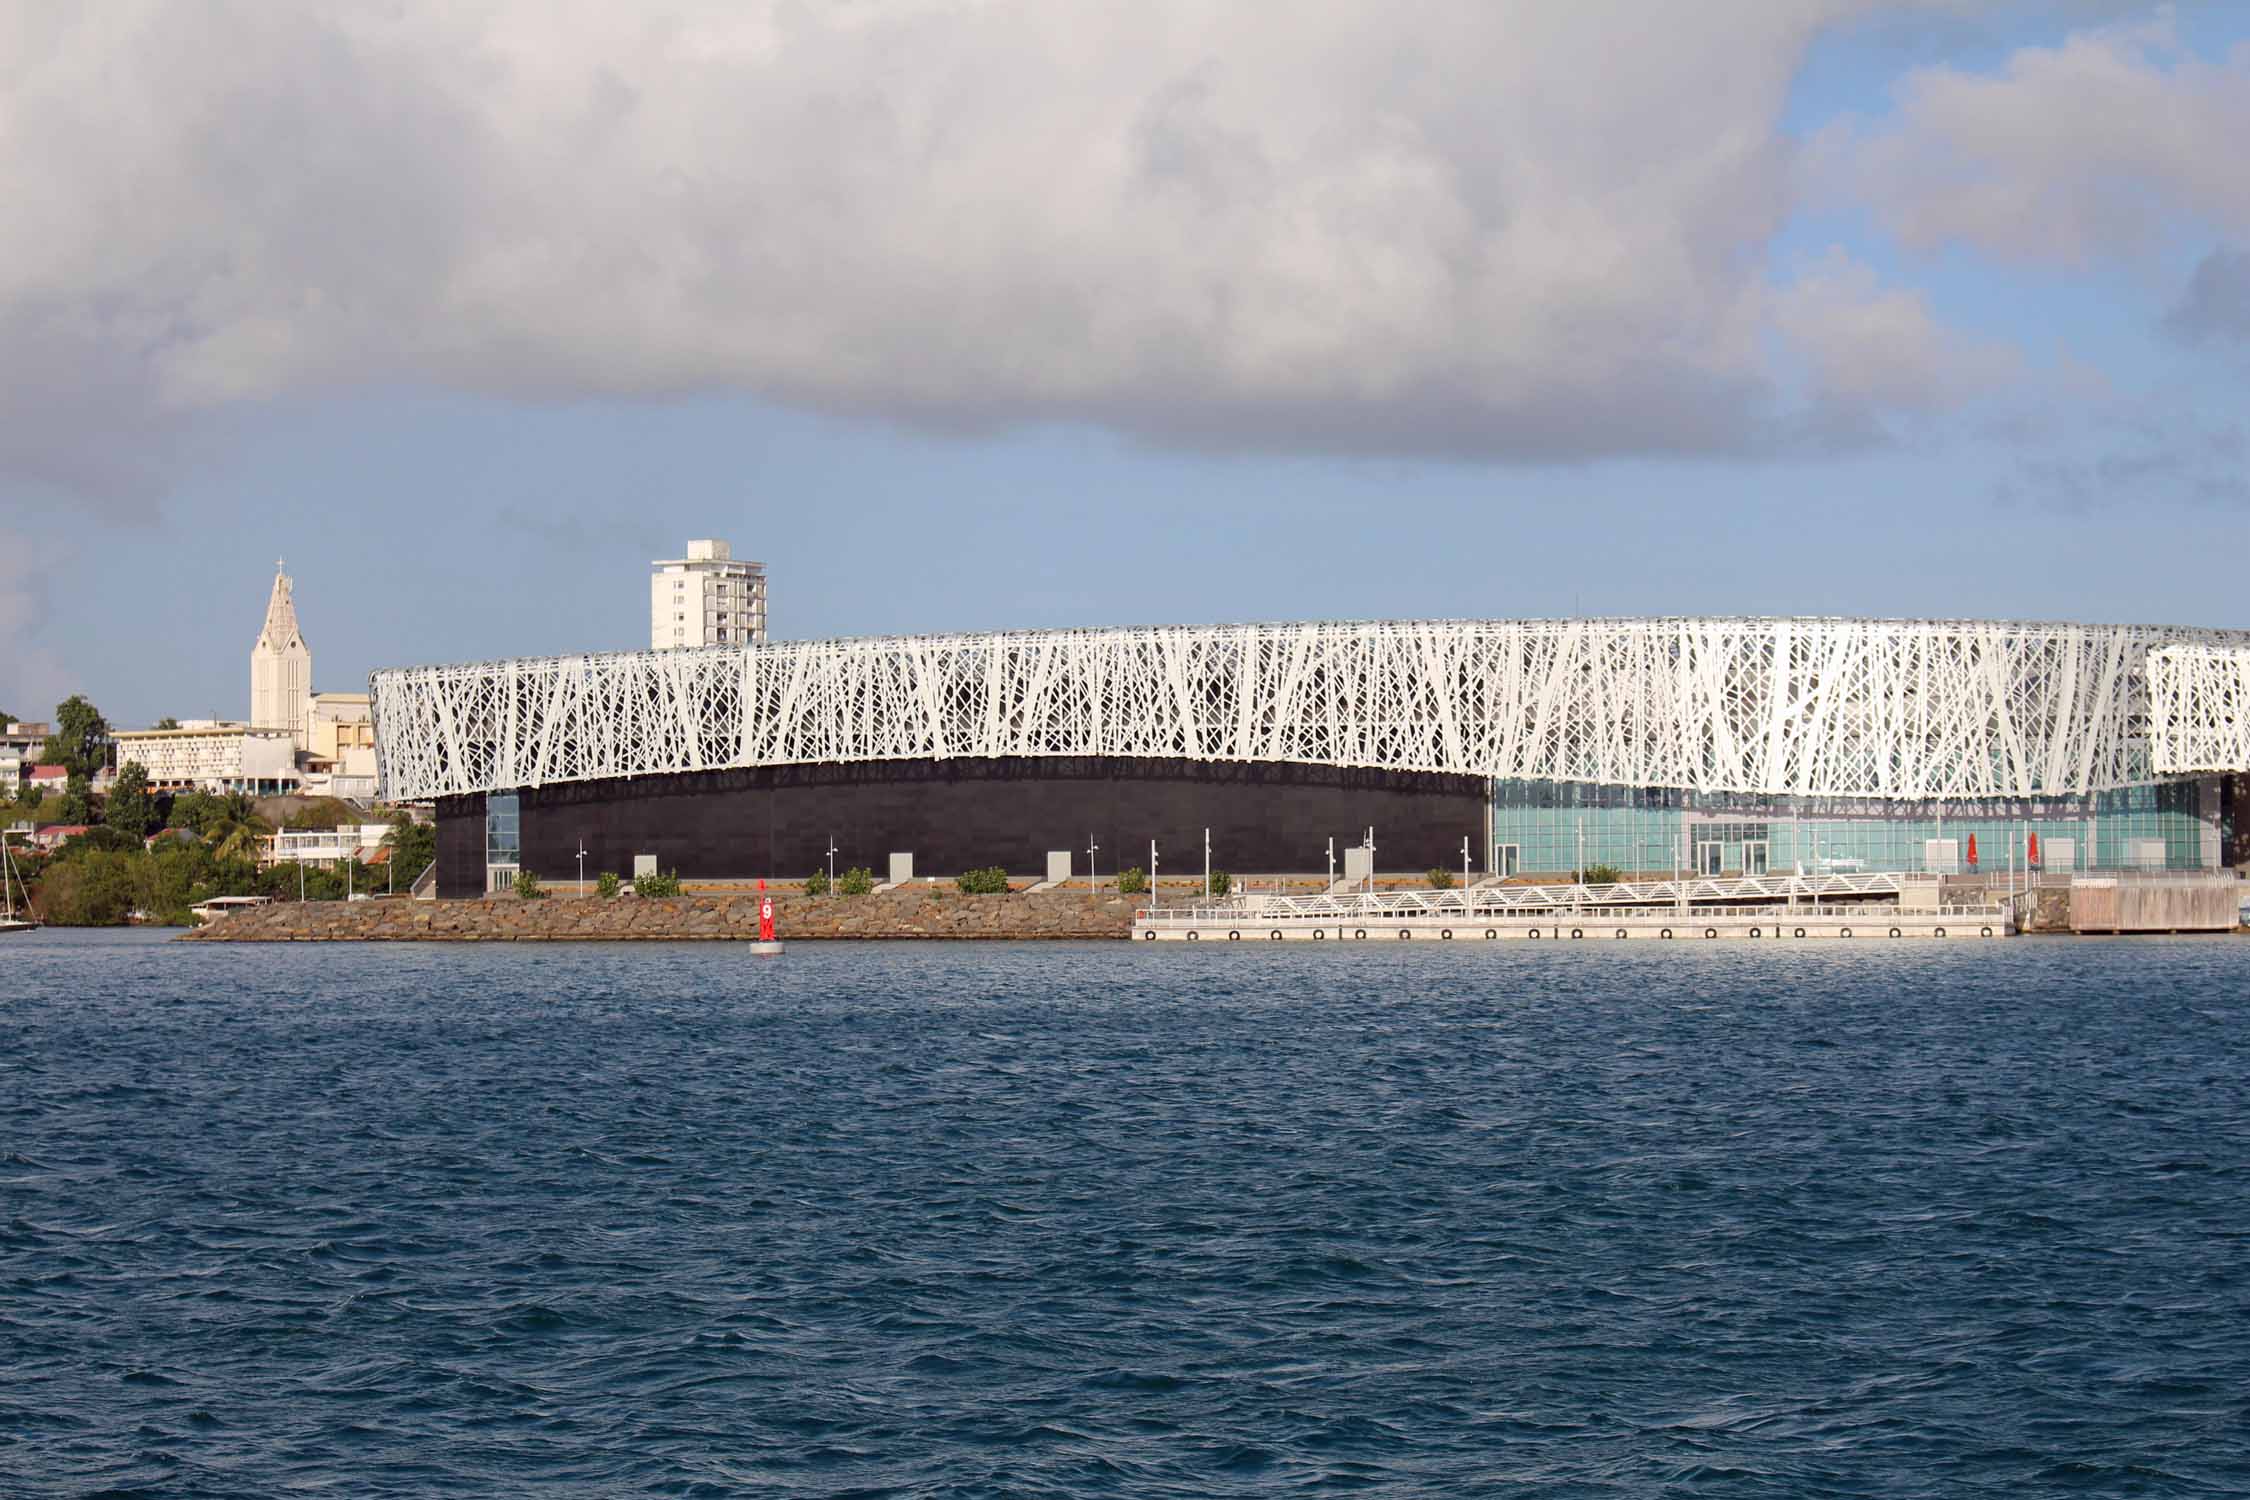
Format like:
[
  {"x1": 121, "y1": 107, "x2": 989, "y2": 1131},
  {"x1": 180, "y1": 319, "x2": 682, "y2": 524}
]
[
  {"x1": 0, "y1": 530, "x2": 74, "y2": 716},
  {"x1": 8, "y1": 0, "x2": 1988, "y2": 506},
  {"x1": 1995, "y1": 409, "x2": 2249, "y2": 512},
  {"x1": 1771, "y1": 248, "x2": 2022, "y2": 441},
  {"x1": 2167, "y1": 245, "x2": 2250, "y2": 346},
  {"x1": 1810, "y1": 18, "x2": 2250, "y2": 265}
]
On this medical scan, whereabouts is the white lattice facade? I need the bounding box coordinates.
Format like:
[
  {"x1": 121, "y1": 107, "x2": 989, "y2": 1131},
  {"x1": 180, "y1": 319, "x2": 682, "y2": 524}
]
[
  {"x1": 2149, "y1": 644, "x2": 2250, "y2": 776},
  {"x1": 371, "y1": 618, "x2": 2250, "y2": 804}
]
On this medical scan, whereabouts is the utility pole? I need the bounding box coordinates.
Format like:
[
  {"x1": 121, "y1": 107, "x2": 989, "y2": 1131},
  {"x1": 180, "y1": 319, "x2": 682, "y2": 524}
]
[
  {"x1": 1363, "y1": 827, "x2": 1375, "y2": 897},
  {"x1": 1203, "y1": 827, "x2": 1211, "y2": 901},
  {"x1": 1461, "y1": 835, "x2": 1471, "y2": 892},
  {"x1": 1150, "y1": 839, "x2": 1158, "y2": 907},
  {"x1": 1086, "y1": 833, "x2": 1099, "y2": 892},
  {"x1": 1326, "y1": 836, "x2": 1335, "y2": 890}
]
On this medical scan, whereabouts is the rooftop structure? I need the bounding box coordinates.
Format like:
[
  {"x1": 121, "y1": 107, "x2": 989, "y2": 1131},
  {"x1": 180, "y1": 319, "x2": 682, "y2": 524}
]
[
  {"x1": 112, "y1": 722, "x2": 300, "y2": 795},
  {"x1": 652, "y1": 538, "x2": 766, "y2": 651}
]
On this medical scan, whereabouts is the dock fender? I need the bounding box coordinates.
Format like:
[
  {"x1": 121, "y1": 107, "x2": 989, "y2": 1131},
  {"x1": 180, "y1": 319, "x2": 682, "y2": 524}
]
[
  {"x1": 1270, "y1": 930, "x2": 1284, "y2": 941},
  {"x1": 1484, "y1": 928, "x2": 1497, "y2": 940},
  {"x1": 1353, "y1": 928, "x2": 1366, "y2": 941},
  {"x1": 1839, "y1": 927, "x2": 1852, "y2": 938},
  {"x1": 1705, "y1": 927, "x2": 1718, "y2": 939},
  {"x1": 1660, "y1": 927, "x2": 1673, "y2": 939},
  {"x1": 1888, "y1": 927, "x2": 1901, "y2": 938},
  {"x1": 1981, "y1": 926, "x2": 1994, "y2": 938},
  {"x1": 1570, "y1": 927, "x2": 1583, "y2": 940},
  {"x1": 1440, "y1": 929, "x2": 1453, "y2": 940},
  {"x1": 1614, "y1": 928, "x2": 1627, "y2": 939},
  {"x1": 1227, "y1": 930, "x2": 1240, "y2": 940},
  {"x1": 1794, "y1": 927, "x2": 1806, "y2": 938},
  {"x1": 1934, "y1": 927, "x2": 1946, "y2": 938},
  {"x1": 1186, "y1": 931, "x2": 1200, "y2": 941}
]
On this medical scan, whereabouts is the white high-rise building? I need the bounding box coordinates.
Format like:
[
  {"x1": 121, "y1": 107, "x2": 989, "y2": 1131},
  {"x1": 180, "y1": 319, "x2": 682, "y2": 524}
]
[
  {"x1": 250, "y1": 560, "x2": 313, "y2": 746},
  {"x1": 652, "y1": 539, "x2": 767, "y2": 649}
]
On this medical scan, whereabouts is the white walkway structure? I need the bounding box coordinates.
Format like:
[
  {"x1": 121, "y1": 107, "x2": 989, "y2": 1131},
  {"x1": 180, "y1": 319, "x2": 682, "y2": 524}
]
[{"x1": 372, "y1": 617, "x2": 2250, "y2": 802}]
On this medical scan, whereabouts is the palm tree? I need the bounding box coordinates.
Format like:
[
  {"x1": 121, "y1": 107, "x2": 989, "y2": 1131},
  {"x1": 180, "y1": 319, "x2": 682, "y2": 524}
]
[{"x1": 207, "y1": 794, "x2": 274, "y2": 864}]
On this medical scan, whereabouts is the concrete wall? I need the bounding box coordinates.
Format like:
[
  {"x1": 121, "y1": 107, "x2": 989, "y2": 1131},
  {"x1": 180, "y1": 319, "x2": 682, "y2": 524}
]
[{"x1": 2068, "y1": 877, "x2": 2241, "y2": 933}]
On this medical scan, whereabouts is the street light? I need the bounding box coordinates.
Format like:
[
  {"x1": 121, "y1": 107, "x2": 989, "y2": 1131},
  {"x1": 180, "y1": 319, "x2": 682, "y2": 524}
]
[
  {"x1": 577, "y1": 839, "x2": 588, "y2": 896},
  {"x1": 826, "y1": 835, "x2": 839, "y2": 896},
  {"x1": 1149, "y1": 839, "x2": 1158, "y2": 908},
  {"x1": 1203, "y1": 827, "x2": 1211, "y2": 901},
  {"x1": 1085, "y1": 833, "x2": 1098, "y2": 892}
]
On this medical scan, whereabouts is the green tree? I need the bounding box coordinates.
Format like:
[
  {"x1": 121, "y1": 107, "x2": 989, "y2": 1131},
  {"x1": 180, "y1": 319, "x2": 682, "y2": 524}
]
[
  {"x1": 208, "y1": 796, "x2": 274, "y2": 863},
  {"x1": 57, "y1": 770, "x2": 93, "y2": 825},
  {"x1": 380, "y1": 814, "x2": 436, "y2": 882},
  {"x1": 838, "y1": 865, "x2": 875, "y2": 896},
  {"x1": 35, "y1": 850, "x2": 138, "y2": 925},
  {"x1": 1205, "y1": 870, "x2": 1231, "y2": 897},
  {"x1": 41, "y1": 694, "x2": 109, "y2": 776},
  {"x1": 1426, "y1": 866, "x2": 1455, "y2": 889},
  {"x1": 595, "y1": 871, "x2": 621, "y2": 899},
  {"x1": 168, "y1": 789, "x2": 225, "y2": 833},
  {"x1": 1580, "y1": 864, "x2": 1622, "y2": 886},
  {"x1": 513, "y1": 868, "x2": 545, "y2": 899},
  {"x1": 105, "y1": 762, "x2": 155, "y2": 839},
  {"x1": 1118, "y1": 865, "x2": 1147, "y2": 894},
  {"x1": 633, "y1": 869, "x2": 681, "y2": 897},
  {"x1": 803, "y1": 867, "x2": 831, "y2": 895},
  {"x1": 153, "y1": 716, "x2": 180, "y2": 730},
  {"x1": 955, "y1": 866, "x2": 1010, "y2": 894}
]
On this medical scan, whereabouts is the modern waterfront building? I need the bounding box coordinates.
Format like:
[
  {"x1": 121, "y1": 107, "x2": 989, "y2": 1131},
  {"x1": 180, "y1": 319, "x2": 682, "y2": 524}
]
[
  {"x1": 652, "y1": 539, "x2": 767, "y2": 650},
  {"x1": 368, "y1": 617, "x2": 2250, "y2": 897},
  {"x1": 250, "y1": 561, "x2": 314, "y2": 746}
]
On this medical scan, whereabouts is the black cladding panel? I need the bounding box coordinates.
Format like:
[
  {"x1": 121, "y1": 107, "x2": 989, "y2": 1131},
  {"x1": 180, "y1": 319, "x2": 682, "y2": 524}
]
[{"x1": 434, "y1": 757, "x2": 1487, "y2": 895}]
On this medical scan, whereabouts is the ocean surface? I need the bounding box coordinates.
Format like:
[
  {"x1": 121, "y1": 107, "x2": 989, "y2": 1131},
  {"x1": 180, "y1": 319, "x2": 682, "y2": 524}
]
[{"x1": 5, "y1": 929, "x2": 2249, "y2": 1497}]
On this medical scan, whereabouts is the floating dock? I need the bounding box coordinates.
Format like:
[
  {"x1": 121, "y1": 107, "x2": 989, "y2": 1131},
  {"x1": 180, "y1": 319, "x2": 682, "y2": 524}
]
[{"x1": 1133, "y1": 872, "x2": 2014, "y2": 942}]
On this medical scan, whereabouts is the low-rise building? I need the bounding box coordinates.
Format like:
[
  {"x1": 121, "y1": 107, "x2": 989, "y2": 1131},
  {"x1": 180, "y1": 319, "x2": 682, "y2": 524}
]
[
  {"x1": 265, "y1": 823, "x2": 392, "y2": 867},
  {"x1": 110, "y1": 722, "x2": 301, "y2": 795}
]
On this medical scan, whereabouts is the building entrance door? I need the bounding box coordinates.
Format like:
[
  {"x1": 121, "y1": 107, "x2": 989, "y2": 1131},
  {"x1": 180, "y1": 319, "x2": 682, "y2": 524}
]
[
  {"x1": 1694, "y1": 841, "x2": 1724, "y2": 877},
  {"x1": 1742, "y1": 840, "x2": 1769, "y2": 877},
  {"x1": 1492, "y1": 843, "x2": 1520, "y2": 879}
]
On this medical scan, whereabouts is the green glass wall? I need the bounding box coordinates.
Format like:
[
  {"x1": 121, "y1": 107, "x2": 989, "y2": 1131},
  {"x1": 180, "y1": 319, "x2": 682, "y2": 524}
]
[{"x1": 1489, "y1": 779, "x2": 2220, "y2": 877}]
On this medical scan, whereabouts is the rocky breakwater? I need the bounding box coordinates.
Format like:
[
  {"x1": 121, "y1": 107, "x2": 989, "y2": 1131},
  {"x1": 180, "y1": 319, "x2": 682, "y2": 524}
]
[{"x1": 177, "y1": 888, "x2": 1140, "y2": 942}]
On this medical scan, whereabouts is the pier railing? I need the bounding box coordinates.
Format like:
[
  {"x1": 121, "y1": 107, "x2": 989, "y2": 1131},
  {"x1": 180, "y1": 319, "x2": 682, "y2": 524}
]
[{"x1": 1140, "y1": 871, "x2": 1909, "y2": 925}]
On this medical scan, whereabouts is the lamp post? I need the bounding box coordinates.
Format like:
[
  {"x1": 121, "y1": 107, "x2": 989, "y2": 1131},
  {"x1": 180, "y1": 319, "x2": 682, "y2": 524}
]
[
  {"x1": 1363, "y1": 827, "x2": 1376, "y2": 897},
  {"x1": 1149, "y1": 839, "x2": 1158, "y2": 908},
  {"x1": 1085, "y1": 834, "x2": 1098, "y2": 892},
  {"x1": 576, "y1": 839, "x2": 587, "y2": 896},
  {"x1": 826, "y1": 836, "x2": 839, "y2": 896},
  {"x1": 1461, "y1": 835, "x2": 1471, "y2": 892},
  {"x1": 1203, "y1": 827, "x2": 1211, "y2": 901},
  {"x1": 1326, "y1": 836, "x2": 1335, "y2": 890}
]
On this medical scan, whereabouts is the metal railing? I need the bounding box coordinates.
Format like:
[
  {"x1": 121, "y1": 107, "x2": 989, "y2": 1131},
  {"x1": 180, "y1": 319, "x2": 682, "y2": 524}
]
[{"x1": 1140, "y1": 870, "x2": 1911, "y2": 925}]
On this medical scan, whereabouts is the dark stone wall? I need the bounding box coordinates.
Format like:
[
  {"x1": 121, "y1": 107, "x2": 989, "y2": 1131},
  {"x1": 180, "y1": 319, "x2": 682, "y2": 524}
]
[{"x1": 435, "y1": 757, "x2": 1488, "y2": 896}]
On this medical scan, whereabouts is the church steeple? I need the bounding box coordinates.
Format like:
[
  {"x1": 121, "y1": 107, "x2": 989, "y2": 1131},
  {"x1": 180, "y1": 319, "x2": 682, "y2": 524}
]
[
  {"x1": 250, "y1": 559, "x2": 313, "y2": 744},
  {"x1": 255, "y1": 558, "x2": 307, "y2": 653}
]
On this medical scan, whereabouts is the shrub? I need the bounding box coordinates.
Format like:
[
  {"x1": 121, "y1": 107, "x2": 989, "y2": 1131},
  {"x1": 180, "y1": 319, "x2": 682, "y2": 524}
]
[
  {"x1": 1426, "y1": 867, "x2": 1455, "y2": 889},
  {"x1": 1117, "y1": 865, "x2": 1147, "y2": 895},
  {"x1": 1581, "y1": 863, "x2": 1623, "y2": 886},
  {"x1": 514, "y1": 868, "x2": 546, "y2": 900},
  {"x1": 838, "y1": 865, "x2": 876, "y2": 896},
  {"x1": 1206, "y1": 870, "x2": 1231, "y2": 898},
  {"x1": 803, "y1": 868, "x2": 831, "y2": 895},
  {"x1": 595, "y1": 871, "x2": 621, "y2": 899},
  {"x1": 633, "y1": 869, "x2": 682, "y2": 898},
  {"x1": 955, "y1": 866, "x2": 1009, "y2": 894}
]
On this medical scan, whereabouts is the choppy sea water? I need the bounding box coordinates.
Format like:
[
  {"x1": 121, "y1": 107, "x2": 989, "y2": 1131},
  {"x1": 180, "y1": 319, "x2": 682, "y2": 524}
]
[{"x1": 5, "y1": 929, "x2": 2249, "y2": 1497}]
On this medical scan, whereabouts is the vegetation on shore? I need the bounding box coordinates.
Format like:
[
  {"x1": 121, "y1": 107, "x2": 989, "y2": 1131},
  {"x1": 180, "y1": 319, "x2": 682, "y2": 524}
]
[{"x1": 6, "y1": 693, "x2": 434, "y2": 926}]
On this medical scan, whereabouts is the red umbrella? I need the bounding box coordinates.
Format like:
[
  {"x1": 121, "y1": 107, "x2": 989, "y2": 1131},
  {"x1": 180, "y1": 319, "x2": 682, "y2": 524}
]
[
  {"x1": 2028, "y1": 831, "x2": 2040, "y2": 866},
  {"x1": 1966, "y1": 833, "x2": 1978, "y2": 867}
]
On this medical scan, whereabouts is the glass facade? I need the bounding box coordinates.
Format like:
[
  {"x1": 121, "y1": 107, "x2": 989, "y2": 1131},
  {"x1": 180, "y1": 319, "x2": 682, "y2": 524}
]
[
  {"x1": 1490, "y1": 778, "x2": 2222, "y2": 877},
  {"x1": 485, "y1": 792, "x2": 520, "y2": 870}
]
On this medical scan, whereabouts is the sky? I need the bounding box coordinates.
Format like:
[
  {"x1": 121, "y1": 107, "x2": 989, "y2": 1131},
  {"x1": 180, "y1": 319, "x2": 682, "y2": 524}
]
[{"x1": 3, "y1": 1, "x2": 2248, "y2": 729}]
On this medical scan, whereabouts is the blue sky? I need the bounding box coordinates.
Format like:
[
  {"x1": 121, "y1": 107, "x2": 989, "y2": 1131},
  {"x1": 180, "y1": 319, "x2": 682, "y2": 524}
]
[{"x1": 3, "y1": 3, "x2": 2247, "y2": 729}]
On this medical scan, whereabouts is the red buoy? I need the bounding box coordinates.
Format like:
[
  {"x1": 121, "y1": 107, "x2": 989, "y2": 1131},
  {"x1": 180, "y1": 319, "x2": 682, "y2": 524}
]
[
  {"x1": 758, "y1": 878, "x2": 776, "y2": 942},
  {"x1": 2028, "y1": 831, "x2": 2040, "y2": 866},
  {"x1": 1966, "y1": 833, "x2": 1978, "y2": 868}
]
